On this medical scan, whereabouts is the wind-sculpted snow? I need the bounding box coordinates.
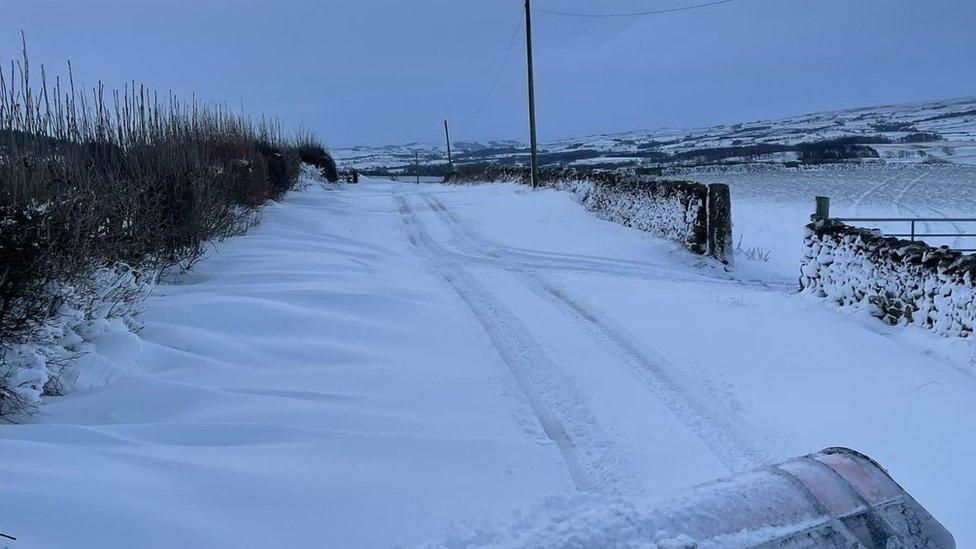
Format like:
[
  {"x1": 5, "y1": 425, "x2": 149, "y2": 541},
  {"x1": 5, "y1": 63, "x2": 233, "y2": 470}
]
[
  {"x1": 0, "y1": 265, "x2": 154, "y2": 416},
  {"x1": 3, "y1": 178, "x2": 975, "y2": 547},
  {"x1": 801, "y1": 218, "x2": 976, "y2": 337}
]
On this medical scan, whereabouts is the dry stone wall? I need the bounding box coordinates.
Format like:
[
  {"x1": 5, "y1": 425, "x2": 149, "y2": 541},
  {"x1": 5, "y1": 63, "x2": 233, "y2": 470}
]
[{"x1": 801, "y1": 218, "x2": 976, "y2": 338}]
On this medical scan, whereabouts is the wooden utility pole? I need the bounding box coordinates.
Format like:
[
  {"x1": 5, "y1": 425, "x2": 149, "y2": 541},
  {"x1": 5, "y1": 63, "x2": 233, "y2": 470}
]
[
  {"x1": 524, "y1": 0, "x2": 540, "y2": 188},
  {"x1": 443, "y1": 120, "x2": 454, "y2": 173}
]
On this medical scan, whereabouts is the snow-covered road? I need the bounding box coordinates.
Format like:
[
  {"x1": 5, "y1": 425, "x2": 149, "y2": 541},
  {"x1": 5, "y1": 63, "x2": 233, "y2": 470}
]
[{"x1": 2, "y1": 178, "x2": 973, "y2": 547}]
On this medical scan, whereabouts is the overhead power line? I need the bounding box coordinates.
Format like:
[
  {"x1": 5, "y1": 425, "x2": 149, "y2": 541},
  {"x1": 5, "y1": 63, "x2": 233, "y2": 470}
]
[
  {"x1": 536, "y1": 0, "x2": 736, "y2": 18},
  {"x1": 467, "y1": 11, "x2": 524, "y2": 125}
]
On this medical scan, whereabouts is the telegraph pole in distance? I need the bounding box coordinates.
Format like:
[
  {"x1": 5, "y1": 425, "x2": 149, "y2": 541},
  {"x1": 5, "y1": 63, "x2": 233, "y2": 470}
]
[
  {"x1": 524, "y1": 0, "x2": 540, "y2": 189},
  {"x1": 443, "y1": 120, "x2": 454, "y2": 174}
]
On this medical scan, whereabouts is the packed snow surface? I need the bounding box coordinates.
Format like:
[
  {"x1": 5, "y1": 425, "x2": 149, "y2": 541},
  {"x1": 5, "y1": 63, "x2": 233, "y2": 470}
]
[{"x1": 1, "y1": 176, "x2": 974, "y2": 547}]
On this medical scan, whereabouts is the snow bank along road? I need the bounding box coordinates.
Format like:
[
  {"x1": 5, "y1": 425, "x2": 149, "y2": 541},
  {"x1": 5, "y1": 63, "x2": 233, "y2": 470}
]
[{"x1": 2, "y1": 178, "x2": 974, "y2": 547}]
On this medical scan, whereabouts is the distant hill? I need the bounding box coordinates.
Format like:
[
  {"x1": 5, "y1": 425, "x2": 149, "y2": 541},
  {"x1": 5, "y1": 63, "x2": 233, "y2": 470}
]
[{"x1": 333, "y1": 96, "x2": 976, "y2": 175}]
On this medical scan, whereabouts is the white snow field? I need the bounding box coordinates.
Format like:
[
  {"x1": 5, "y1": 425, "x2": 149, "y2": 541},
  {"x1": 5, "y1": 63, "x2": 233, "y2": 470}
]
[
  {"x1": 686, "y1": 164, "x2": 976, "y2": 284},
  {"x1": 2, "y1": 175, "x2": 975, "y2": 547}
]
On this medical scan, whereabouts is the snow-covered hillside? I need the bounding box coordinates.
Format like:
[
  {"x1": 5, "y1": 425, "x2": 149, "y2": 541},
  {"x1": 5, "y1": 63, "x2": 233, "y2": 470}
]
[
  {"x1": 1, "y1": 176, "x2": 972, "y2": 547},
  {"x1": 335, "y1": 96, "x2": 976, "y2": 172}
]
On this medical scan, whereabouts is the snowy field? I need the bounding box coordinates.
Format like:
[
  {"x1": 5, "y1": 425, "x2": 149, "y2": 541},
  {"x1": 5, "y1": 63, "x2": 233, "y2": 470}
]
[
  {"x1": 334, "y1": 96, "x2": 976, "y2": 173},
  {"x1": 682, "y1": 164, "x2": 976, "y2": 283},
  {"x1": 2, "y1": 176, "x2": 974, "y2": 547}
]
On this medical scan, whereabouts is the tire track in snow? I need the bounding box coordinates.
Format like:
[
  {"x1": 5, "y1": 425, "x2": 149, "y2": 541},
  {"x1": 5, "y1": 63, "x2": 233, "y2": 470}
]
[
  {"x1": 420, "y1": 192, "x2": 769, "y2": 473},
  {"x1": 892, "y1": 169, "x2": 931, "y2": 207},
  {"x1": 890, "y1": 170, "x2": 945, "y2": 244},
  {"x1": 424, "y1": 194, "x2": 713, "y2": 283},
  {"x1": 850, "y1": 169, "x2": 904, "y2": 214},
  {"x1": 425, "y1": 193, "x2": 684, "y2": 272},
  {"x1": 885, "y1": 169, "x2": 968, "y2": 248},
  {"x1": 421, "y1": 194, "x2": 791, "y2": 293},
  {"x1": 849, "y1": 168, "x2": 967, "y2": 249},
  {"x1": 515, "y1": 274, "x2": 768, "y2": 473},
  {"x1": 395, "y1": 193, "x2": 641, "y2": 495},
  {"x1": 400, "y1": 195, "x2": 719, "y2": 287}
]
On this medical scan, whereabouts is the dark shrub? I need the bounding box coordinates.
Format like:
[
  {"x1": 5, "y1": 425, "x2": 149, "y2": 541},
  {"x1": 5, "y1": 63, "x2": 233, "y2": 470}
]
[
  {"x1": 797, "y1": 137, "x2": 883, "y2": 163},
  {"x1": 0, "y1": 43, "x2": 329, "y2": 416},
  {"x1": 295, "y1": 141, "x2": 339, "y2": 182},
  {"x1": 256, "y1": 142, "x2": 301, "y2": 200}
]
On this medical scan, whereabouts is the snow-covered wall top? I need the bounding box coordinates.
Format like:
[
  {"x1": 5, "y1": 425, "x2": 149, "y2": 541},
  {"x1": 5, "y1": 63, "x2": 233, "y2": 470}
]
[
  {"x1": 445, "y1": 167, "x2": 710, "y2": 256},
  {"x1": 801, "y1": 219, "x2": 976, "y2": 338}
]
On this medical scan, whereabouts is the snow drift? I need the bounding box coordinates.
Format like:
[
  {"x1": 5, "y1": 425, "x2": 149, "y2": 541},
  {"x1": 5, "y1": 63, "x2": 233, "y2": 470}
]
[
  {"x1": 0, "y1": 264, "x2": 155, "y2": 416},
  {"x1": 3, "y1": 179, "x2": 975, "y2": 546}
]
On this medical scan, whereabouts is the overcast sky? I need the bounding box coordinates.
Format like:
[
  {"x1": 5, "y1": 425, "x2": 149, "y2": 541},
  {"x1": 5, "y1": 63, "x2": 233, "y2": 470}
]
[{"x1": 2, "y1": 0, "x2": 975, "y2": 147}]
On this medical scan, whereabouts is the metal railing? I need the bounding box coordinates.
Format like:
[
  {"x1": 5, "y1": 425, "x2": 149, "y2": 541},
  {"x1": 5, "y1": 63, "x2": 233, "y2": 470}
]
[
  {"x1": 815, "y1": 196, "x2": 976, "y2": 252},
  {"x1": 834, "y1": 217, "x2": 976, "y2": 252}
]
